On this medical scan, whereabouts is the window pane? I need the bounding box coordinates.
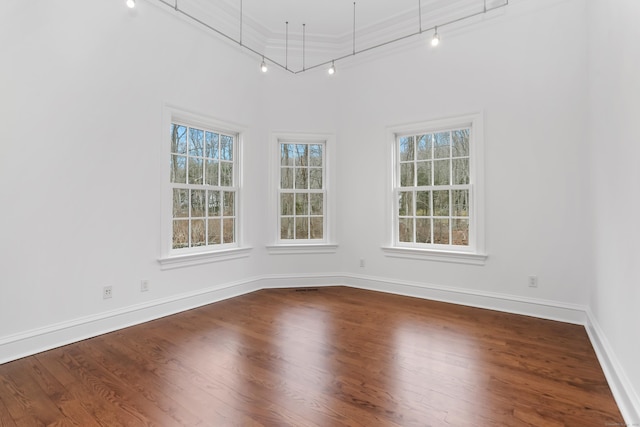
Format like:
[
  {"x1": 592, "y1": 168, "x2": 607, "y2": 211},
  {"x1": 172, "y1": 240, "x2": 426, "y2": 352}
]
[
  {"x1": 309, "y1": 168, "x2": 322, "y2": 189},
  {"x1": 399, "y1": 218, "x2": 414, "y2": 242},
  {"x1": 416, "y1": 161, "x2": 432, "y2": 186},
  {"x1": 310, "y1": 193, "x2": 323, "y2": 215},
  {"x1": 281, "y1": 193, "x2": 294, "y2": 215},
  {"x1": 296, "y1": 217, "x2": 309, "y2": 239},
  {"x1": 398, "y1": 191, "x2": 413, "y2": 216},
  {"x1": 222, "y1": 218, "x2": 234, "y2": 243},
  {"x1": 295, "y1": 193, "x2": 309, "y2": 215},
  {"x1": 400, "y1": 163, "x2": 414, "y2": 187},
  {"x1": 171, "y1": 155, "x2": 186, "y2": 184},
  {"x1": 223, "y1": 191, "x2": 235, "y2": 216},
  {"x1": 295, "y1": 144, "x2": 308, "y2": 166},
  {"x1": 452, "y1": 129, "x2": 469, "y2": 157},
  {"x1": 452, "y1": 190, "x2": 469, "y2": 217},
  {"x1": 205, "y1": 160, "x2": 219, "y2": 186},
  {"x1": 281, "y1": 167, "x2": 293, "y2": 189},
  {"x1": 189, "y1": 128, "x2": 204, "y2": 157},
  {"x1": 416, "y1": 135, "x2": 432, "y2": 160},
  {"x1": 220, "y1": 162, "x2": 233, "y2": 187},
  {"x1": 434, "y1": 132, "x2": 451, "y2": 159},
  {"x1": 190, "y1": 190, "x2": 205, "y2": 217},
  {"x1": 188, "y1": 158, "x2": 203, "y2": 184},
  {"x1": 433, "y1": 190, "x2": 450, "y2": 216},
  {"x1": 208, "y1": 191, "x2": 221, "y2": 216},
  {"x1": 416, "y1": 191, "x2": 430, "y2": 216},
  {"x1": 173, "y1": 189, "x2": 189, "y2": 218},
  {"x1": 207, "y1": 219, "x2": 221, "y2": 244},
  {"x1": 281, "y1": 144, "x2": 294, "y2": 166},
  {"x1": 453, "y1": 158, "x2": 469, "y2": 185},
  {"x1": 220, "y1": 135, "x2": 233, "y2": 160},
  {"x1": 172, "y1": 220, "x2": 189, "y2": 249},
  {"x1": 191, "y1": 219, "x2": 205, "y2": 246},
  {"x1": 399, "y1": 136, "x2": 414, "y2": 161},
  {"x1": 171, "y1": 124, "x2": 187, "y2": 154},
  {"x1": 310, "y1": 217, "x2": 323, "y2": 239},
  {"x1": 416, "y1": 218, "x2": 431, "y2": 243},
  {"x1": 433, "y1": 159, "x2": 450, "y2": 185},
  {"x1": 452, "y1": 219, "x2": 469, "y2": 246},
  {"x1": 281, "y1": 217, "x2": 293, "y2": 239},
  {"x1": 309, "y1": 144, "x2": 323, "y2": 167},
  {"x1": 295, "y1": 168, "x2": 309, "y2": 189},
  {"x1": 205, "y1": 131, "x2": 219, "y2": 159},
  {"x1": 433, "y1": 219, "x2": 450, "y2": 244}
]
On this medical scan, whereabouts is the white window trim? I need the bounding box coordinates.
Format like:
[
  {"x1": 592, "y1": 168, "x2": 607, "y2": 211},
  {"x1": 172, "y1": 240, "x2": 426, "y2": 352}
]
[
  {"x1": 383, "y1": 113, "x2": 487, "y2": 265},
  {"x1": 267, "y1": 132, "x2": 338, "y2": 255},
  {"x1": 159, "y1": 104, "x2": 251, "y2": 269}
]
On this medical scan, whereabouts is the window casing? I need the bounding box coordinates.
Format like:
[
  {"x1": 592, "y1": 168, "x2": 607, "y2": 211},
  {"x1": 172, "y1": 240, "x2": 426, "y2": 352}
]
[
  {"x1": 160, "y1": 106, "x2": 249, "y2": 269},
  {"x1": 267, "y1": 133, "x2": 337, "y2": 254},
  {"x1": 385, "y1": 114, "x2": 486, "y2": 264}
]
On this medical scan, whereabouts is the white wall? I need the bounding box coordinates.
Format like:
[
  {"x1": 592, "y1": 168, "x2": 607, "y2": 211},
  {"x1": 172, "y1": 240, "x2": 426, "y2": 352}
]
[
  {"x1": 588, "y1": 0, "x2": 640, "y2": 419},
  {"x1": 0, "y1": 0, "x2": 268, "y2": 338},
  {"x1": 334, "y1": 0, "x2": 591, "y2": 305}
]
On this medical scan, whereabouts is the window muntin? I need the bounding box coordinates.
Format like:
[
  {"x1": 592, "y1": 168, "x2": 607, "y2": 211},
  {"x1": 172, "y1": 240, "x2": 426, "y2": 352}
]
[
  {"x1": 279, "y1": 142, "x2": 325, "y2": 241},
  {"x1": 170, "y1": 122, "x2": 237, "y2": 250},
  {"x1": 395, "y1": 128, "x2": 472, "y2": 248}
]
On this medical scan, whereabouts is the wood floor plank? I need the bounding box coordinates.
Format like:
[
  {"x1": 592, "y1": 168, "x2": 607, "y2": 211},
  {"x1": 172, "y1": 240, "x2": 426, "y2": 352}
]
[{"x1": 0, "y1": 286, "x2": 624, "y2": 426}]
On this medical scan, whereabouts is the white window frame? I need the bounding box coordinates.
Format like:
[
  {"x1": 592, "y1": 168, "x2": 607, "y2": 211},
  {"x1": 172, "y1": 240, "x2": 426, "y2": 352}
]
[
  {"x1": 267, "y1": 132, "x2": 337, "y2": 255},
  {"x1": 383, "y1": 113, "x2": 487, "y2": 265},
  {"x1": 159, "y1": 105, "x2": 251, "y2": 269}
]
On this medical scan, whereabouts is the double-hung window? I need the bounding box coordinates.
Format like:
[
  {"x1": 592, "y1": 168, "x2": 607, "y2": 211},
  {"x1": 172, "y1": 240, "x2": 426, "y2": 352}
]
[
  {"x1": 279, "y1": 142, "x2": 325, "y2": 241},
  {"x1": 160, "y1": 106, "x2": 249, "y2": 269},
  {"x1": 385, "y1": 114, "x2": 486, "y2": 265}
]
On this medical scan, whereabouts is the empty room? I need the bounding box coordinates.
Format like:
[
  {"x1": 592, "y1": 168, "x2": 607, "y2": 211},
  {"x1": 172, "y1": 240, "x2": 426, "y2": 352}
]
[{"x1": 1, "y1": 0, "x2": 639, "y2": 425}]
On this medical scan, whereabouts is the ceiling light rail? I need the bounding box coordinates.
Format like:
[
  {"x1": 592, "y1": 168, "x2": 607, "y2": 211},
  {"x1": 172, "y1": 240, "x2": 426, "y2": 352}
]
[{"x1": 141, "y1": 0, "x2": 509, "y2": 75}]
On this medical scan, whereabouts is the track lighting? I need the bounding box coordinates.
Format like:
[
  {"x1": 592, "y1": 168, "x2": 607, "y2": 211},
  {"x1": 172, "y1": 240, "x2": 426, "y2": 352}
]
[
  {"x1": 126, "y1": 0, "x2": 135, "y2": 8},
  {"x1": 328, "y1": 61, "x2": 336, "y2": 75},
  {"x1": 260, "y1": 58, "x2": 268, "y2": 73},
  {"x1": 431, "y1": 26, "x2": 440, "y2": 47}
]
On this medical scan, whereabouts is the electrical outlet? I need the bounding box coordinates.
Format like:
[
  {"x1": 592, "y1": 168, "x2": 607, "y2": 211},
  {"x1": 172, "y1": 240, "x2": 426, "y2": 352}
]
[
  {"x1": 359, "y1": 258, "x2": 365, "y2": 267},
  {"x1": 103, "y1": 285, "x2": 113, "y2": 299},
  {"x1": 140, "y1": 280, "x2": 149, "y2": 292},
  {"x1": 528, "y1": 276, "x2": 538, "y2": 288}
]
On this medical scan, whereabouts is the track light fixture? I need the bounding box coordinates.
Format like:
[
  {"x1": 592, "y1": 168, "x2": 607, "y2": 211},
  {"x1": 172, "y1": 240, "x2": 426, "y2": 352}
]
[
  {"x1": 126, "y1": 0, "x2": 135, "y2": 8},
  {"x1": 141, "y1": 0, "x2": 508, "y2": 74},
  {"x1": 431, "y1": 26, "x2": 440, "y2": 47}
]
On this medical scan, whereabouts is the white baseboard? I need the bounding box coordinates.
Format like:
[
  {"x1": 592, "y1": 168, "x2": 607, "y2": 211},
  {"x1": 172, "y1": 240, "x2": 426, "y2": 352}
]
[
  {"x1": 343, "y1": 273, "x2": 587, "y2": 324},
  {"x1": 585, "y1": 309, "x2": 640, "y2": 425},
  {"x1": 0, "y1": 277, "x2": 262, "y2": 365},
  {"x1": 1, "y1": 273, "x2": 636, "y2": 425}
]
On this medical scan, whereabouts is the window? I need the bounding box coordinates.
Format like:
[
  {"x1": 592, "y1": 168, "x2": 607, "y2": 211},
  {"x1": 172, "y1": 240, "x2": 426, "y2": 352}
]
[
  {"x1": 384, "y1": 114, "x2": 486, "y2": 265},
  {"x1": 170, "y1": 123, "x2": 237, "y2": 249},
  {"x1": 267, "y1": 133, "x2": 337, "y2": 254},
  {"x1": 279, "y1": 142, "x2": 325, "y2": 241},
  {"x1": 159, "y1": 106, "x2": 250, "y2": 269}
]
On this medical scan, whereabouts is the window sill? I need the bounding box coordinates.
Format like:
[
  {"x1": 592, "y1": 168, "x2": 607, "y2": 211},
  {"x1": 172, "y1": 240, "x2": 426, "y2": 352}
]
[
  {"x1": 381, "y1": 246, "x2": 487, "y2": 265},
  {"x1": 266, "y1": 244, "x2": 339, "y2": 255},
  {"x1": 158, "y1": 247, "x2": 252, "y2": 270}
]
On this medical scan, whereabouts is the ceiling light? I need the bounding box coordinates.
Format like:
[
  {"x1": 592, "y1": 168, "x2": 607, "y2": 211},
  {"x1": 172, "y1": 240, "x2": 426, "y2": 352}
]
[
  {"x1": 328, "y1": 61, "x2": 336, "y2": 75},
  {"x1": 126, "y1": 0, "x2": 135, "y2": 8},
  {"x1": 260, "y1": 57, "x2": 268, "y2": 73},
  {"x1": 431, "y1": 27, "x2": 440, "y2": 47}
]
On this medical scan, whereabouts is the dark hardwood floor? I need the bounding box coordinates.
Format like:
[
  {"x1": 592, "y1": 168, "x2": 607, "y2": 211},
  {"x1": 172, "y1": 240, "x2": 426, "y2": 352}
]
[{"x1": 0, "y1": 287, "x2": 623, "y2": 426}]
